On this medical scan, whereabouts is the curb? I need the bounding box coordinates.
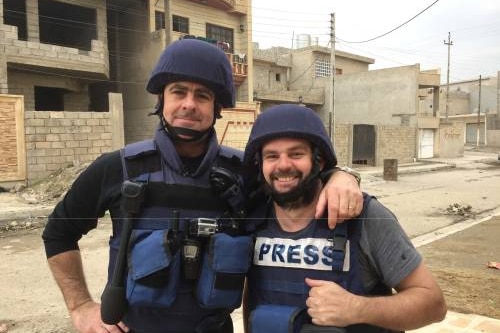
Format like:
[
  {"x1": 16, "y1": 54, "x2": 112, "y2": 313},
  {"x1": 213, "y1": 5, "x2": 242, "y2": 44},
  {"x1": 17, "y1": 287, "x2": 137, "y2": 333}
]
[{"x1": 359, "y1": 163, "x2": 455, "y2": 178}]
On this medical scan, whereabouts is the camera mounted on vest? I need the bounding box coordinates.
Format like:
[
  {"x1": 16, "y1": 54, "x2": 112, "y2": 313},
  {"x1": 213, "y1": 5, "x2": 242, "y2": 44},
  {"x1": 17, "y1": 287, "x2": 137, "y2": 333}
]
[
  {"x1": 209, "y1": 166, "x2": 247, "y2": 218},
  {"x1": 189, "y1": 215, "x2": 241, "y2": 238}
]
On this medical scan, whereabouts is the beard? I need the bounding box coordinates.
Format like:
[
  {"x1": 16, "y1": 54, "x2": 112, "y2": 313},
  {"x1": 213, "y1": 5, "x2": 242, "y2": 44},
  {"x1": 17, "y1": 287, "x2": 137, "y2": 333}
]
[{"x1": 263, "y1": 170, "x2": 321, "y2": 210}]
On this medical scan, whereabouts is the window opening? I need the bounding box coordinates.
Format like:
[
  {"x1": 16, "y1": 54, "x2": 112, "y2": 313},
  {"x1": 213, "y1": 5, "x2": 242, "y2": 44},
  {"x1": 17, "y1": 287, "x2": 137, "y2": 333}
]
[
  {"x1": 173, "y1": 15, "x2": 188, "y2": 33},
  {"x1": 206, "y1": 23, "x2": 233, "y2": 53},
  {"x1": 35, "y1": 86, "x2": 66, "y2": 111},
  {"x1": 39, "y1": 0, "x2": 97, "y2": 51},
  {"x1": 155, "y1": 11, "x2": 165, "y2": 30},
  {"x1": 3, "y1": 0, "x2": 27, "y2": 40}
]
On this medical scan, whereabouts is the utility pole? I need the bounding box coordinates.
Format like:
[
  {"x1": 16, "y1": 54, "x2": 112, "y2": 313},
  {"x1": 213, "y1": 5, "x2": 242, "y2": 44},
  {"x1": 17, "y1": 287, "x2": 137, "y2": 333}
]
[
  {"x1": 476, "y1": 75, "x2": 482, "y2": 148},
  {"x1": 329, "y1": 13, "x2": 336, "y2": 141},
  {"x1": 443, "y1": 32, "x2": 453, "y2": 121}
]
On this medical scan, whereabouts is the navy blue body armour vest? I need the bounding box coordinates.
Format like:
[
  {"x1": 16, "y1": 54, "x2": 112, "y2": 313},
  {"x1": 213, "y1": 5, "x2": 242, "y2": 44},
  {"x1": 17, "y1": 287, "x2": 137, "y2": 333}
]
[
  {"x1": 248, "y1": 195, "x2": 395, "y2": 333},
  {"x1": 107, "y1": 133, "x2": 250, "y2": 333}
]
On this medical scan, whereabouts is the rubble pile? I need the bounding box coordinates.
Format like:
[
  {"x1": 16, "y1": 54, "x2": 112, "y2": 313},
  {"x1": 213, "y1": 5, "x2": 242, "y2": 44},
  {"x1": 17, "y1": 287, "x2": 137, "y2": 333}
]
[
  {"x1": 445, "y1": 203, "x2": 473, "y2": 217},
  {"x1": 17, "y1": 162, "x2": 90, "y2": 205}
]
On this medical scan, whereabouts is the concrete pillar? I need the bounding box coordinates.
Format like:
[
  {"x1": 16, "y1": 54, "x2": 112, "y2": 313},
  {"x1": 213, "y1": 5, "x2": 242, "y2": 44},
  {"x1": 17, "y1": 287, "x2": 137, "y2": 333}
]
[
  {"x1": 383, "y1": 159, "x2": 398, "y2": 181},
  {"x1": 0, "y1": 53, "x2": 8, "y2": 94},
  {"x1": 96, "y1": 2, "x2": 107, "y2": 46},
  {"x1": 109, "y1": 93, "x2": 125, "y2": 150},
  {"x1": 26, "y1": 0, "x2": 39, "y2": 42}
]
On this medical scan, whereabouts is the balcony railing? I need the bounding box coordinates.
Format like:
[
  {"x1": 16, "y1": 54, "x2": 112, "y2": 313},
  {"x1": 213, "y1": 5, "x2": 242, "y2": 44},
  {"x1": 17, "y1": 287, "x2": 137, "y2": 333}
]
[
  {"x1": 187, "y1": 0, "x2": 235, "y2": 11},
  {"x1": 226, "y1": 53, "x2": 247, "y2": 85}
]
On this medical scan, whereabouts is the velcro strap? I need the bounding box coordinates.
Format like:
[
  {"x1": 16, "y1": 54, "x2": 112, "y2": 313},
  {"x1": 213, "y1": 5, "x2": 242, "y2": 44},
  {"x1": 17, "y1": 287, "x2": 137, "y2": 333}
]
[
  {"x1": 259, "y1": 280, "x2": 308, "y2": 295},
  {"x1": 214, "y1": 272, "x2": 246, "y2": 290}
]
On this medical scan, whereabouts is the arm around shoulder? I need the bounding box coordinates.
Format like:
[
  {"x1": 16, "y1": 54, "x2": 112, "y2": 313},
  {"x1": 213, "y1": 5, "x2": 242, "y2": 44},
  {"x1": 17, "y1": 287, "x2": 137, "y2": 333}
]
[{"x1": 315, "y1": 167, "x2": 363, "y2": 229}]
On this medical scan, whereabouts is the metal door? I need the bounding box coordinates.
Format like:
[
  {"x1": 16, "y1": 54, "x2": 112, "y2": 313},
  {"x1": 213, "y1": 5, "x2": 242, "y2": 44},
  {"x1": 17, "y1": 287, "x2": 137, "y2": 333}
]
[
  {"x1": 352, "y1": 124, "x2": 375, "y2": 165},
  {"x1": 418, "y1": 129, "x2": 434, "y2": 158},
  {"x1": 466, "y1": 123, "x2": 485, "y2": 144}
]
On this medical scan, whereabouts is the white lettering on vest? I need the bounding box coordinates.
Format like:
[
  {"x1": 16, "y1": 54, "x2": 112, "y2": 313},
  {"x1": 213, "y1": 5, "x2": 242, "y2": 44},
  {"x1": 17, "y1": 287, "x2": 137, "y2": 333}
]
[{"x1": 254, "y1": 237, "x2": 349, "y2": 271}]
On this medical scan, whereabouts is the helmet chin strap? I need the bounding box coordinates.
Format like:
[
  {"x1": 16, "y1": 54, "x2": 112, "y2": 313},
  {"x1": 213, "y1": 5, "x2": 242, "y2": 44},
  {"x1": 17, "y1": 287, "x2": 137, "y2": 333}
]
[{"x1": 162, "y1": 118, "x2": 212, "y2": 142}]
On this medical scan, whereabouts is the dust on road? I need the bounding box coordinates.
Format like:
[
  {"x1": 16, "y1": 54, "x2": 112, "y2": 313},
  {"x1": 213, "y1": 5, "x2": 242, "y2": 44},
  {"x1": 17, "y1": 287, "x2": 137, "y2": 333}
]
[{"x1": 419, "y1": 215, "x2": 500, "y2": 319}]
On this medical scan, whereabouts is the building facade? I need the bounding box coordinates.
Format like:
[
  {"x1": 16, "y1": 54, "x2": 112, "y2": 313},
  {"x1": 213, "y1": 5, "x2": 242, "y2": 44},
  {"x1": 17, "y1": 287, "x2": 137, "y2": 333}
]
[
  {"x1": 253, "y1": 43, "x2": 444, "y2": 165},
  {"x1": 0, "y1": 0, "x2": 257, "y2": 186}
]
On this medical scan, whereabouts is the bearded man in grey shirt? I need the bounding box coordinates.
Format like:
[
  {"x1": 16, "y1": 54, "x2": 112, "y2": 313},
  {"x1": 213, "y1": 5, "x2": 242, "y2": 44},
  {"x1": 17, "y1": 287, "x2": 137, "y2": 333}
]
[{"x1": 243, "y1": 104, "x2": 446, "y2": 333}]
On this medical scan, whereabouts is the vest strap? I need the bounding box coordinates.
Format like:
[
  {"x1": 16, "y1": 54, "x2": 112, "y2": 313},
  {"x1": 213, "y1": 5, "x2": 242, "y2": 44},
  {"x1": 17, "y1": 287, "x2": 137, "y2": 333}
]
[
  {"x1": 259, "y1": 280, "x2": 308, "y2": 295},
  {"x1": 144, "y1": 182, "x2": 229, "y2": 211},
  {"x1": 330, "y1": 222, "x2": 347, "y2": 272}
]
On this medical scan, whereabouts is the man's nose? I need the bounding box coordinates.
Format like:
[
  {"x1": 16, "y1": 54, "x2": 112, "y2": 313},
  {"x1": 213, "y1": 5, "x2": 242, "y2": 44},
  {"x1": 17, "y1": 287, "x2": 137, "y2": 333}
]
[
  {"x1": 276, "y1": 155, "x2": 292, "y2": 169},
  {"x1": 181, "y1": 93, "x2": 197, "y2": 110}
]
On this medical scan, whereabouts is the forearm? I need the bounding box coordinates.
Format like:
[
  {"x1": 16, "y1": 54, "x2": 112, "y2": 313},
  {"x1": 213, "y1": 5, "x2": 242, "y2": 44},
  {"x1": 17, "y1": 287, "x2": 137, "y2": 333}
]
[
  {"x1": 47, "y1": 250, "x2": 93, "y2": 312},
  {"x1": 354, "y1": 287, "x2": 446, "y2": 330}
]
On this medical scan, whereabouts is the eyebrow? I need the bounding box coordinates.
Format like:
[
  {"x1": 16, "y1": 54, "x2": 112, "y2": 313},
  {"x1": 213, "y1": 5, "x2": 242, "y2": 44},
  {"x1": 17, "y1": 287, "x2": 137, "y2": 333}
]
[
  {"x1": 168, "y1": 83, "x2": 215, "y2": 98},
  {"x1": 262, "y1": 143, "x2": 309, "y2": 155}
]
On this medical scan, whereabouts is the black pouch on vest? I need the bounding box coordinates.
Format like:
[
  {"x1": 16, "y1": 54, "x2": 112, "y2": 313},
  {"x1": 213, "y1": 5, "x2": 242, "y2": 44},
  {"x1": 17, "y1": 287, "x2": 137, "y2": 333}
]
[
  {"x1": 249, "y1": 304, "x2": 309, "y2": 333},
  {"x1": 126, "y1": 229, "x2": 180, "y2": 307},
  {"x1": 197, "y1": 233, "x2": 253, "y2": 309}
]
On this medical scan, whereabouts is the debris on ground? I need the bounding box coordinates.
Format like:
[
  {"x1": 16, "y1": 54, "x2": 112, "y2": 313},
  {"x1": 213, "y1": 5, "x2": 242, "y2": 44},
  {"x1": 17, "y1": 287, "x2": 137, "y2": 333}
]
[
  {"x1": 487, "y1": 261, "x2": 500, "y2": 270},
  {"x1": 445, "y1": 203, "x2": 473, "y2": 217},
  {"x1": 0, "y1": 218, "x2": 47, "y2": 234},
  {"x1": 15, "y1": 162, "x2": 90, "y2": 205}
]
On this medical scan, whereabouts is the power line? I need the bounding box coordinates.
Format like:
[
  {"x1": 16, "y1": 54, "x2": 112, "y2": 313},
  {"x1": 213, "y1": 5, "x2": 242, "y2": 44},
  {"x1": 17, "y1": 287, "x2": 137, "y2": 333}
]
[{"x1": 337, "y1": 0, "x2": 440, "y2": 44}]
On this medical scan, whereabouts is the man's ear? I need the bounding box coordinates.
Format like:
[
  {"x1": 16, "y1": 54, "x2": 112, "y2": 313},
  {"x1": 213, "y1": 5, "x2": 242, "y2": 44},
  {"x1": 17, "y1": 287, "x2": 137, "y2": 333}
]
[
  {"x1": 319, "y1": 156, "x2": 326, "y2": 171},
  {"x1": 313, "y1": 149, "x2": 325, "y2": 170}
]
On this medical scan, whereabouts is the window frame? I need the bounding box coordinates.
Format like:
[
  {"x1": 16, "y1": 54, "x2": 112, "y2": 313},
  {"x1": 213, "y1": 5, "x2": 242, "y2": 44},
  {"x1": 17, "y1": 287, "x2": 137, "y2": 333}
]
[
  {"x1": 172, "y1": 15, "x2": 189, "y2": 33},
  {"x1": 206, "y1": 23, "x2": 234, "y2": 53}
]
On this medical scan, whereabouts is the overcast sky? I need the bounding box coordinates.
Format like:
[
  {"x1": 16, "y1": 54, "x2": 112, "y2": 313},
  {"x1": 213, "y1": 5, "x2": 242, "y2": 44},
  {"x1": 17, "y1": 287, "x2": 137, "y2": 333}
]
[{"x1": 252, "y1": 0, "x2": 500, "y2": 83}]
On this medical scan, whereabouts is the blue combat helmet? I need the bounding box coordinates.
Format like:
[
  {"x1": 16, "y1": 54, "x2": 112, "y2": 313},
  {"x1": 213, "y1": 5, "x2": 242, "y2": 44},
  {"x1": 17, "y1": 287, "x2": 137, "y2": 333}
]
[
  {"x1": 244, "y1": 104, "x2": 337, "y2": 169},
  {"x1": 147, "y1": 39, "x2": 235, "y2": 109}
]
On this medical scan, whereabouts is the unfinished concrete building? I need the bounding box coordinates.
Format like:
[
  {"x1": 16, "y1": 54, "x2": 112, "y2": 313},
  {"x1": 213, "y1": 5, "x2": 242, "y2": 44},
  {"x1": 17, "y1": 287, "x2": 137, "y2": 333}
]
[
  {"x1": 0, "y1": 0, "x2": 256, "y2": 186},
  {"x1": 1, "y1": 0, "x2": 109, "y2": 111},
  {"x1": 1, "y1": 0, "x2": 255, "y2": 144}
]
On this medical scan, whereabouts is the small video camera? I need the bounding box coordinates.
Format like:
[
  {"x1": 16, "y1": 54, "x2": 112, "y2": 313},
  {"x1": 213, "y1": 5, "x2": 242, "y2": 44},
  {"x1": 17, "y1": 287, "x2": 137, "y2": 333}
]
[{"x1": 189, "y1": 218, "x2": 219, "y2": 237}]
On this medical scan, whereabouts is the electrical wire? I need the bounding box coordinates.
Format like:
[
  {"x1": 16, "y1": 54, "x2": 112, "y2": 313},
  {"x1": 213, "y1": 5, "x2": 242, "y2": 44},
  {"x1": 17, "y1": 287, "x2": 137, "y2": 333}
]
[{"x1": 337, "y1": 0, "x2": 441, "y2": 44}]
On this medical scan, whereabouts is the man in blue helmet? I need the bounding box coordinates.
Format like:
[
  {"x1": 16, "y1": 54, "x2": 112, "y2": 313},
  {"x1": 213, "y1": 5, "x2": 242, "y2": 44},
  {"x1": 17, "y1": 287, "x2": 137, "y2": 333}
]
[
  {"x1": 243, "y1": 104, "x2": 446, "y2": 333},
  {"x1": 42, "y1": 40, "x2": 362, "y2": 333}
]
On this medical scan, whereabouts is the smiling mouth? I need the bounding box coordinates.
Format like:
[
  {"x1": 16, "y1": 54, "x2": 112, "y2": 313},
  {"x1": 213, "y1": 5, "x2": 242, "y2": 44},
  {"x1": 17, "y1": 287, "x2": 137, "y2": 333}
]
[{"x1": 273, "y1": 175, "x2": 298, "y2": 182}]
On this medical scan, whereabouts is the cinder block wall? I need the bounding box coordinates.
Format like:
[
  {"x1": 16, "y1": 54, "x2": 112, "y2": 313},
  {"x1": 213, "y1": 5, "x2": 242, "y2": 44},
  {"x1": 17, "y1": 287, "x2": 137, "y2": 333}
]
[
  {"x1": 333, "y1": 123, "x2": 351, "y2": 167},
  {"x1": 24, "y1": 111, "x2": 113, "y2": 183},
  {"x1": 377, "y1": 126, "x2": 417, "y2": 165}
]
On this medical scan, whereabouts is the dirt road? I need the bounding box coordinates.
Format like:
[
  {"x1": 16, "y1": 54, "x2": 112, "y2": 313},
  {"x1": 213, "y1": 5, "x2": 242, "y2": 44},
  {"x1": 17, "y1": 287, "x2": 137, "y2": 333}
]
[
  {"x1": 1, "y1": 214, "x2": 499, "y2": 332},
  {"x1": 0, "y1": 152, "x2": 499, "y2": 332},
  {"x1": 418, "y1": 215, "x2": 500, "y2": 319}
]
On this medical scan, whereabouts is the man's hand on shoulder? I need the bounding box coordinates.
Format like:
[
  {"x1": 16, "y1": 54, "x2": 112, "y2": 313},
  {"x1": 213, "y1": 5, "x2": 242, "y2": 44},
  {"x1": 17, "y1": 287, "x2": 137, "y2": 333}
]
[{"x1": 315, "y1": 167, "x2": 363, "y2": 229}]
